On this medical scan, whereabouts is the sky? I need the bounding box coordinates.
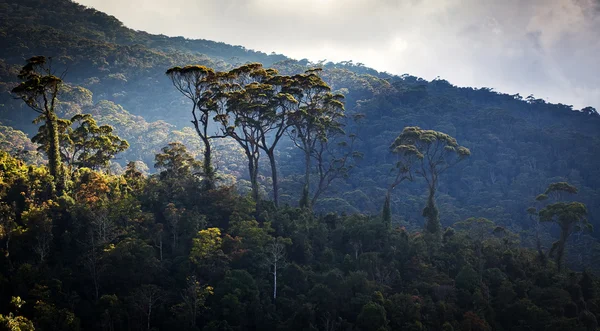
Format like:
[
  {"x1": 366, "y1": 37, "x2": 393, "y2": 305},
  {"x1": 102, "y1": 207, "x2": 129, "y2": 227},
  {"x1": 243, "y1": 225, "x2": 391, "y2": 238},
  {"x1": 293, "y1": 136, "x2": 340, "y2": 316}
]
[{"x1": 74, "y1": 0, "x2": 600, "y2": 109}]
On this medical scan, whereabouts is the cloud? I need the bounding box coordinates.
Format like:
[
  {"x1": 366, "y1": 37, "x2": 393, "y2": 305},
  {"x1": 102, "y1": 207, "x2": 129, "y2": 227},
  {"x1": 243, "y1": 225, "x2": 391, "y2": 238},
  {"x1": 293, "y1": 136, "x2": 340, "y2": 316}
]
[{"x1": 75, "y1": 0, "x2": 600, "y2": 109}]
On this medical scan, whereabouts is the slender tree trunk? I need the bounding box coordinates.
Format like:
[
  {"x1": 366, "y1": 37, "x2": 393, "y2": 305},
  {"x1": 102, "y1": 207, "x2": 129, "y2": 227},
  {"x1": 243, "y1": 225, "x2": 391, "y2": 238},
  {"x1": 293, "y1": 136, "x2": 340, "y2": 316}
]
[
  {"x1": 300, "y1": 149, "x2": 311, "y2": 209},
  {"x1": 423, "y1": 186, "x2": 440, "y2": 235},
  {"x1": 557, "y1": 228, "x2": 569, "y2": 272},
  {"x1": 46, "y1": 112, "x2": 64, "y2": 194},
  {"x1": 87, "y1": 234, "x2": 100, "y2": 302},
  {"x1": 251, "y1": 168, "x2": 259, "y2": 203},
  {"x1": 172, "y1": 231, "x2": 178, "y2": 255},
  {"x1": 158, "y1": 236, "x2": 163, "y2": 262},
  {"x1": 535, "y1": 233, "x2": 545, "y2": 265},
  {"x1": 267, "y1": 150, "x2": 279, "y2": 207},
  {"x1": 147, "y1": 303, "x2": 151, "y2": 331},
  {"x1": 273, "y1": 261, "x2": 277, "y2": 300},
  {"x1": 382, "y1": 190, "x2": 392, "y2": 227},
  {"x1": 191, "y1": 300, "x2": 197, "y2": 328},
  {"x1": 247, "y1": 154, "x2": 260, "y2": 202},
  {"x1": 202, "y1": 137, "x2": 214, "y2": 190}
]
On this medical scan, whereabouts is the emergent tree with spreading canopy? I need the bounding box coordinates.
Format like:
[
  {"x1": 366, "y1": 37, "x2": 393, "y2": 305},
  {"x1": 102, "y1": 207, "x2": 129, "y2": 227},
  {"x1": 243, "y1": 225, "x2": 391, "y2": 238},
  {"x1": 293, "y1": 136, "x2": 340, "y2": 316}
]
[{"x1": 392, "y1": 127, "x2": 470, "y2": 238}]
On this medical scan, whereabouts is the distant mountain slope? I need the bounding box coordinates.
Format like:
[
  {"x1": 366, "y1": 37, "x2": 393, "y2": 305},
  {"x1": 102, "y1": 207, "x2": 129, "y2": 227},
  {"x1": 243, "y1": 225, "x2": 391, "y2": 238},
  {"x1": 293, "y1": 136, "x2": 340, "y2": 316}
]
[
  {"x1": 0, "y1": 0, "x2": 599, "y2": 249},
  {"x1": 0, "y1": 0, "x2": 289, "y2": 63}
]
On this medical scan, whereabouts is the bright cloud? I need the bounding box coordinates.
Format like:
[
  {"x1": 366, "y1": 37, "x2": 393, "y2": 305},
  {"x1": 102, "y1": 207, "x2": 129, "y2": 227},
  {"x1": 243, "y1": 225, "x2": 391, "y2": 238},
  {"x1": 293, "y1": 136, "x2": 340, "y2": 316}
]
[{"x1": 75, "y1": 0, "x2": 600, "y2": 109}]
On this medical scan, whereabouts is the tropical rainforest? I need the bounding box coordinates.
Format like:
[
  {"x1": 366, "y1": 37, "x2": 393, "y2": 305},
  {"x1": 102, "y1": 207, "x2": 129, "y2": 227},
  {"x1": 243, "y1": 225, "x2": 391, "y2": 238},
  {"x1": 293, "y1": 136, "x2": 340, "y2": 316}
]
[{"x1": 0, "y1": 0, "x2": 600, "y2": 330}]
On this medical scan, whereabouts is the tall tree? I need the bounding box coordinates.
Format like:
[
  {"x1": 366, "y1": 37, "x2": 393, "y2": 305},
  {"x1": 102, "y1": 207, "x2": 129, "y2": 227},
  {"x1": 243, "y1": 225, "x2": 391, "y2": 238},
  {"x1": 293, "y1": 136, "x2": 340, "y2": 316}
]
[
  {"x1": 267, "y1": 237, "x2": 290, "y2": 300},
  {"x1": 382, "y1": 142, "x2": 422, "y2": 227},
  {"x1": 256, "y1": 75, "x2": 298, "y2": 207},
  {"x1": 131, "y1": 284, "x2": 162, "y2": 331},
  {"x1": 539, "y1": 182, "x2": 592, "y2": 271},
  {"x1": 527, "y1": 193, "x2": 550, "y2": 264},
  {"x1": 392, "y1": 127, "x2": 470, "y2": 237},
  {"x1": 166, "y1": 65, "x2": 220, "y2": 189},
  {"x1": 214, "y1": 64, "x2": 275, "y2": 202},
  {"x1": 11, "y1": 56, "x2": 65, "y2": 194},
  {"x1": 309, "y1": 116, "x2": 362, "y2": 208},
  {"x1": 287, "y1": 69, "x2": 345, "y2": 209}
]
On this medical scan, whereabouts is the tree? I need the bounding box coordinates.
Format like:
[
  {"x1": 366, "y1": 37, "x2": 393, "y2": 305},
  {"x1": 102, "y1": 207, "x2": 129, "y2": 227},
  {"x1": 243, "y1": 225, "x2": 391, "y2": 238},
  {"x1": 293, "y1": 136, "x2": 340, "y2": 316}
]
[
  {"x1": 267, "y1": 236, "x2": 291, "y2": 300},
  {"x1": 527, "y1": 192, "x2": 550, "y2": 263},
  {"x1": 22, "y1": 203, "x2": 54, "y2": 264},
  {"x1": 0, "y1": 297, "x2": 35, "y2": 331},
  {"x1": 72, "y1": 169, "x2": 120, "y2": 300},
  {"x1": 190, "y1": 227, "x2": 224, "y2": 266},
  {"x1": 287, "y1": 69, "x2": 345, "y2": 209},
  {"x1": 11, "y1": 56, "x2": 66, "y2": 194},
  {"x1": 391, "y1": 127, "x2": 470, "y2": 237},
  {"x1": 172, "y1": 275, "x2": 213, "y2": 329},
  {"x1": 154, "y1": 142, "x2": 201, "y2": 179},
  {"x1": 454, "y1": 217, "x2": 498, "y2": 281},
  {"x1": 383, "y1": 142, "x2": 422, "y2": 227},
  {"x1": 166, "y1": 65, "x2": 220, "y2": 189},
  {"x1": 164, "y1": 203, "x2": 182, "y2": 254},
  {"x1": 214, "y1": 64, "x2": 275, "y2": 202},
  {"x1": 357, "y1": 301, "x2": 388, "y2": 331},
  {"x1": 33, "y1": 113, "x2": 129, "y2": 171},
  {"x1": 256, "y1": 75, "x2": 298, "y2": 207},
  {"x1": 539, "y1": 183, "x2": 592, "y2": 271},
  {"x1": 131, "y1": 284, "x2": 162, "y2": 331},
  {"x1": 309, "y1": 118, "x2": 361, "y2": 208}
]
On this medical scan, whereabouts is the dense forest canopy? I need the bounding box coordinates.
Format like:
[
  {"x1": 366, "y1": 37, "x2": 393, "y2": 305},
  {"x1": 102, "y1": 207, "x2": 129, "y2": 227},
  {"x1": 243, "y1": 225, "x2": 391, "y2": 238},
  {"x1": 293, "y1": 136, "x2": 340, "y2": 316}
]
[{"x1": 1, "y1": 0, "x2": 600, "y2": 330}]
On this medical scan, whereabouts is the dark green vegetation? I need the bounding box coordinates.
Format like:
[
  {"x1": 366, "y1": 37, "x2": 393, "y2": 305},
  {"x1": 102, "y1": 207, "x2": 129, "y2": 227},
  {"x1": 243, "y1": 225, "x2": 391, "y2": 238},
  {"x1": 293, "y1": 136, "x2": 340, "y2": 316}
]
[{"x1": 1, "y1": 0, "x2": 600, "y2": 330}]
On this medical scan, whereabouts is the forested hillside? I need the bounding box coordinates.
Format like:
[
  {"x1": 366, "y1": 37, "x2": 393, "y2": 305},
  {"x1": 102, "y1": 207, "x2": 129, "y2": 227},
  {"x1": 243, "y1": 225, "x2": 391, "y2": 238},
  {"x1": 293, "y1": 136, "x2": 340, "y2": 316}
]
[{"x1": 1, "y1": 0, "x2": 600, "y2": 330}]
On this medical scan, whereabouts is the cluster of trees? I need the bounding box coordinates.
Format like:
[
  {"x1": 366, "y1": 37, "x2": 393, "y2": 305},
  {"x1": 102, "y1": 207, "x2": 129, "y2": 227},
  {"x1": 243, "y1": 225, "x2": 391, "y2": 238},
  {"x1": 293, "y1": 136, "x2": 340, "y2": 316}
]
[
  {"x1": 10, "y1": 56, "x2": 130, "y2": 194},
  {"x1": 165, "y1": 64, "x2": 353, "y2": 209},
  {"x1": 2, "y1": 0, "x2": 598, "y2": 242},
  {"x1": 1, "y1": 1, "x2": 600, "y2": 328},
  {"x1": 1, "y1": 55, "x2": 598, "y2": 330}
]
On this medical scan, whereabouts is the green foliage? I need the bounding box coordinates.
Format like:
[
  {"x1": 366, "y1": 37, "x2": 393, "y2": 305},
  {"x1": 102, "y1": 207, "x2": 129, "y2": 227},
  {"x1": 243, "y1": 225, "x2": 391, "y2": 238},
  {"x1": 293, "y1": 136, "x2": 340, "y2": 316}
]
[
  {"x1": 391, "y1": 126, "x2": 470, "y2": 238},
  {"x1": 357, "y1": 301, "x2": 388, "y2": 331},
  {"x1": 0, "y1": 1, "x2": 599, "y2": 330},
  {"x1": 190, "y1": 227, "x2": 223, "y2": 263},
  {"x1": 540, "y1": 201, "x2": 591, "y2": 271},
  {"x1": 33, "y1": 113, "x2": 128, "y2": 171},
  {"x1": 0, "y1": 145, "x2": 597, "y2": 330},
  {"x1": 11, "y1": 56, "x2": 65, "y2": 194}
]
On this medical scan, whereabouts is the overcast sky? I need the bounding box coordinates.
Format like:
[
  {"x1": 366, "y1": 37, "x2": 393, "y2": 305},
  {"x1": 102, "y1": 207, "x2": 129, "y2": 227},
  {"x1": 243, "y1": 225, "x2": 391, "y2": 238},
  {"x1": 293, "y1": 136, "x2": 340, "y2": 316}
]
[{"x1": 75, "y1": 0, "x2": 600, "y2": 109}]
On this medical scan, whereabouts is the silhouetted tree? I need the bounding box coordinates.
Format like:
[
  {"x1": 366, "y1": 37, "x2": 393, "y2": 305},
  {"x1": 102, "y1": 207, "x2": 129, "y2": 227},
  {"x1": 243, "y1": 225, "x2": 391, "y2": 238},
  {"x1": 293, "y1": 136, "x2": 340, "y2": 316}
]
[
  {"x1": 392, "y1": 127, "x2": 470, "y2": 237},
  {"x1": 166, "y1": 65, "x2": 220, "y2": 189},
  {"x1": 12, "y1": 56, "x2": 66, "y2": 194}
]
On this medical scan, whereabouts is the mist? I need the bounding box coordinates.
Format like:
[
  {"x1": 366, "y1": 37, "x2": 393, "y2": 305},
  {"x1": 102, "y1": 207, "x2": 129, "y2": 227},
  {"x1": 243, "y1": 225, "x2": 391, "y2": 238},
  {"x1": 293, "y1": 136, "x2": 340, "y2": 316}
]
[{"x1": 75, "y1": 0, "x2": 600, "y2": 109}]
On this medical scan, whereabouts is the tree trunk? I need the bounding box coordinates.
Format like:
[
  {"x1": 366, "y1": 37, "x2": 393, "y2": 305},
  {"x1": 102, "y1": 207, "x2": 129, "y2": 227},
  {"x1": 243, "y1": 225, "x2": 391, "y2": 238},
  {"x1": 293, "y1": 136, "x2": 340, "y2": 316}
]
[
  {"x1": 300, "y1": 150, "x2": 311, "y2": 209},
  {"x1": 46, "y1": 112, "x2": 64, "y2": 195},
  {"x1": 382, "y1": 190, "x2": 392, "y2": 227},
  {"x1": 423, "y1": 187, "x2": 440, "y2": 235},
  {"x1": 147, "y1": 305, "x2": 151, "y2": 331},
  {"x1": 202, "y1": 137, "x2": 214, "y2": 190},
  {"x1": 535, "y1": 231, "x2": 546, "y2": 265},
  {"x1": 191, "y1": 300, "x2": 197, "y2": 328},
  {"x1": 267, "y1": 150, "x2": 279, "y2": 207},
  {"x1": 556, "y1": 228, "x2": 569, "y2": 272},
  {"x1": 273, "y1": 261, "x2": 277, "y2": 300},
  {"x1": 158, "y1": 236, "x2": 163, "y2": 262},
  {"x1": 247, "y1": 155, "x2": 260, "y2": 202}
]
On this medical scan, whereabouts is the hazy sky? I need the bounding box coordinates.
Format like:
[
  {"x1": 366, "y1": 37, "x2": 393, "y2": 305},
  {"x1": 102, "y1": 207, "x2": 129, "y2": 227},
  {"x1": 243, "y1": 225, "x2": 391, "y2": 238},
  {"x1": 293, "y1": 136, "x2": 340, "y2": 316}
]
[{"x1": 75, "y1": 0, "x2": 600, "y2": 109}]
